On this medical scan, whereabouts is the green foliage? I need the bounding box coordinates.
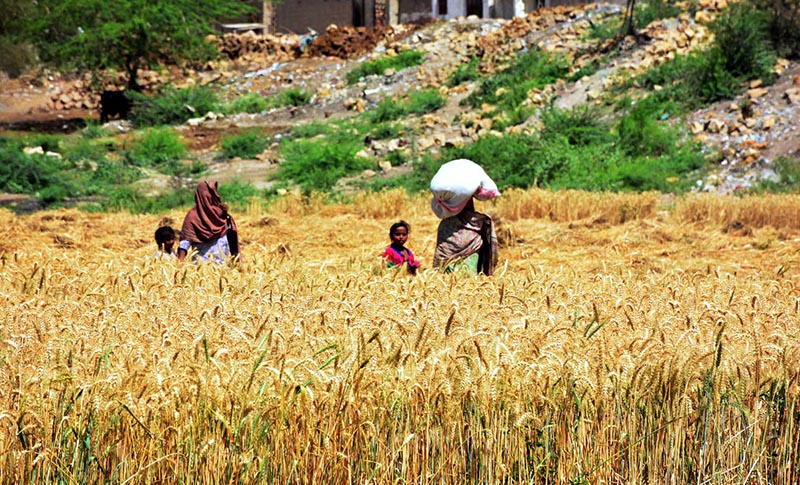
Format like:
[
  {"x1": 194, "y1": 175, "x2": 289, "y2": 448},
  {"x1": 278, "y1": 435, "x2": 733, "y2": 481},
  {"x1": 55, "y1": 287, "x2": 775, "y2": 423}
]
[
  {"x1": 758, "y1": 0, "x2": 800, "y2": 59},
  {"x1": 220, "y1": 130, "x2": 268, "y2": 159},
  {"x1": 635, "y1": 0, "x2": 682, "y2": 28},
  {"x1": 81, "y1": 122, "x2": 113, "y2": 140},
  {"x1": 616, "y1": 97, "x2": 679, "y2": 157},
  {"x1": 278, "y1": 88, "x2": 313, "y2": 107},
  {"x1": 709, "y1": 0, "x2": 774, "y2": 80},
  {"x1": 368, "y1": 98, "x2": 407, "y2": 123},
  {"x1": 277, "y1": 133, "x2": 372, "y2": 193},
  {"x1": 227, "y1": 93, "x2": 269, "y2": 114},
  {"x1": 346, "y1": 50, "x2": 425, "y2": 84},
  {"x1": 0, "y1": 39, "x2": 36, "y2": 78},
  {"x1": 0, "y1": 136, "x2": 66, "y2": 194},
  {"x1": 124, "y1": 127, "x2": 198, "y2": 177},
  {"x1": 539, "y1": 104, "x2": 613, "y2": 147},
  {"x1": 1, "y1": 134, "x2": 142, "y2": 208},
  {"x1": 129, "y1": 86, "x2": 220, "y2": 127},
  {"x1": 463, "y1": 49, "x2": 570, "y2": 124},
  {"x1": 406, "y1": 89, "x2": 447, "y2": 115},
  {"x1": 447, "y1": 57, "x2": 481, "y2": 87},
  {"x1": 586, "y1": 0, "x2": 681, "y2": 41},
  {"x1": 99, "y1": 185, "x2": 194, "y2": 213},
  {"x1": 370, "y1": 122, "x2": 405, "y2": 140},
  {"x1": 367, "y1": 89, "x2": 446, "y2": 123},
  {"x1": 23, "y1": 0, "x2": 253, "y2": 89},
  {"x1": 217, "y1": 179, "x2": 266, "y2": 211},
  {"x1": 628, "y1": 0, "x2": 777, "y2": 116},
  {"x1": 292, "y1": 120, "x2": 335, "y2": 138},
  {"x1": 585, "y1": 16, "x2": 621, "y2": 42}
]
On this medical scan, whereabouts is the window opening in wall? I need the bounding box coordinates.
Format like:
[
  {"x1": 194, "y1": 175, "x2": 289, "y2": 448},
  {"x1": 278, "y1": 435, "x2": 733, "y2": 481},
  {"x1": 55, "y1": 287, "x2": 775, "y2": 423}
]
[{"x1": 438, "y1": 0, "x2": 448, "y2": 15}]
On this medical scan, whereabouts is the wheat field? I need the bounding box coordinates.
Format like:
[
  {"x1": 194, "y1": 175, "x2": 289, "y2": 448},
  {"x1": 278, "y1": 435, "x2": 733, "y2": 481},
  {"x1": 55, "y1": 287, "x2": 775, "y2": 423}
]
[{"x1": 1, "y1": 189, "x2": 799, "y2": 484}]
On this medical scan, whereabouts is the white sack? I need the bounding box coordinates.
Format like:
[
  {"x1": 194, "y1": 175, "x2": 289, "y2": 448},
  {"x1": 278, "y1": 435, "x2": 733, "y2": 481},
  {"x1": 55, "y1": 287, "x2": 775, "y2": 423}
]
[{"x1": 429, "y1": 159, "x2": 499, "y2": 219}]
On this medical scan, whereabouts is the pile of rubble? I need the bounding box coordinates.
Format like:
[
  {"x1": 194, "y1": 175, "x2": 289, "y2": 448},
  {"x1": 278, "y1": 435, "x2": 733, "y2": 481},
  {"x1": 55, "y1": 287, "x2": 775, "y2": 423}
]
[
  {"x1": 214, "y1": 32, "x2": 301, "y2": 63},
  {"x1": 46, "y1": 70, "x2": 173, "y2": 111},
  {"x1": 305, "y1": 24, "x2": 419, "y2": 59}
]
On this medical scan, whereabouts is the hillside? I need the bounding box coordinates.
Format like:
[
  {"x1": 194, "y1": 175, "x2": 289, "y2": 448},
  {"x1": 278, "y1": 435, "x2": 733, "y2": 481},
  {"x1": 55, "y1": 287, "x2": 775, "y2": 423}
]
[{"x1": 1, "y1": 0, "x2": 799, "y2": 211}]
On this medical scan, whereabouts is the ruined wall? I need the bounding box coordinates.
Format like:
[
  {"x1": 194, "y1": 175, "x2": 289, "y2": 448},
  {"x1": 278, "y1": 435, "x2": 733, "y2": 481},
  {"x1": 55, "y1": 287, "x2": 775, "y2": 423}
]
[
  {"x1": 398, "y1": 0, "x2": 433, "y2": 23},
  {"x1": 274, "y1": 0, "x2": 352, "y2": 33}
]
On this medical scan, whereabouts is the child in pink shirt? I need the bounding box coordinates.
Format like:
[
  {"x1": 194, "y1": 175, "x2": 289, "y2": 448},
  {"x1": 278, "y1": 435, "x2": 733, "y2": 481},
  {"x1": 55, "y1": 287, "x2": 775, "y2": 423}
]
[{"x1": 383, "y1": 220, "x2": 421, "y2": 275}]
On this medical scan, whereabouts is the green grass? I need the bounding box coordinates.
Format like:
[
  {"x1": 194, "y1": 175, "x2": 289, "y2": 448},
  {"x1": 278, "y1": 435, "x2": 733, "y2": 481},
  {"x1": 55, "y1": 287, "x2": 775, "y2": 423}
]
[
  {"x1": 220, "y1": 130, "x2": 269, "y2": 159},
  {"x1": 227, "y1": 92, "x2": 269, "y2": 114},
  {"x1": 446, "y1": 57, "x2": 481, "y2": 87},
  {"x1": 124, "y1": 127, "x2": 191, "y2": 177},
  {"x1": 129, "y1": 85, "x2": 221, "y2": 127},
  {"x1": 346, "y1": 50, "x2": 425, "y2": 84},
  {"x1": 463, "y1": 49, "x2": 571, "y2": 125},
  {"x1": 366, "y1": 89, "x2": 446, "y2": 123},
  {"x1": 277, "y1": 131, "x2": 372, "y2": 193}
]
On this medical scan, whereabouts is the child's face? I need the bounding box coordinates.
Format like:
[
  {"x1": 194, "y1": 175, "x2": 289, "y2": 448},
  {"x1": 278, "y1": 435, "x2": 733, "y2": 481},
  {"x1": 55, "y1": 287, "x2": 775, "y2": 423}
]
[
  {"x1": 391, "y1": 226, "x2": 408, "y2": 246},
  {"x1": 162, "y1": 237, "x2": 175, "y2": 253}
]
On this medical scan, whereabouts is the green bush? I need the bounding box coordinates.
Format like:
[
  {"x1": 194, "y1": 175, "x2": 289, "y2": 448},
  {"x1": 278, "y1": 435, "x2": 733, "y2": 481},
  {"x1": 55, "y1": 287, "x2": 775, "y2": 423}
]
[
  {"x1": 367, "y1": 89, "x2": 446, "y2": 123},
  {"x1": 368, "y1": 98, "x2": 407, "y2": 123},
  {"x1": 129, "y1": 85, "x2": 220, "y2": 126},
  {"x1": 369, "y1": 122, "x2": 405, "y2": 140},
  {"x1": 61, "y1": 137, "x2": 109, "y2": 163},
  {"x1": 346, "y1": 50, "x2": 425, "y2": 84},
  {"x1": 124, "y1": 128, "x2": 194, "y2": 176},
  {"x1": 758, "y1": 0, "x2": 800, "y2": 58},
  {"x1": 0, "y1": 137, "x2": 65, "y2": 194},
  {"x1": 218, "y1": 179, "x2": 265, "y2": 211},
  {"x1": 99, "y1": 185, "x2": 194, "y2": 213},
  {"x1": 220, "y1": 130, "x2": 268, "y2": 159},
  {"x1": 278, "y1": 88, "x2": 313, "y2": 107},
  {"x1": 710, "y1": 0, "x2": 774, "y2": 80},
  {"x1": 463, "y1": 49, "x2": 570, "y2": 122},
  {"x1": 81, "y1": 122, "x2": 113, "y2": 140},
  {"x1": 292, "y1": 120, "x2": 335, "y2": 138},
  {"x1": 630, "y1": 0, "x2": 777, "y2": 115},
  {"x1": 616, "y1": 97, "x2": 679, "y2": 157},
  {"x1": 228, "y1": 92, "x2": 268, "y2": 114},
  {"x1": 277, "y1": 136, "x2": 371, "y2": 193},
  {"x1": 635, "y1": 0, "x2": 682, "y2": 28},
  {"x1": 539, "y1": 104, "x2": 613, "y2": 147},
  {"x1": 407, "y1": 89, "x2": 447, "y2": 115}
]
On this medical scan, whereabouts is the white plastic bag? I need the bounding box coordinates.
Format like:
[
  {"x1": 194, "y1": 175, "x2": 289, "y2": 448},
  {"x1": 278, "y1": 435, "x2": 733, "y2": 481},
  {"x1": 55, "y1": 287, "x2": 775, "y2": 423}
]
[{"x1": 429, "y1": 159, "x2": 499, "y2": 219}]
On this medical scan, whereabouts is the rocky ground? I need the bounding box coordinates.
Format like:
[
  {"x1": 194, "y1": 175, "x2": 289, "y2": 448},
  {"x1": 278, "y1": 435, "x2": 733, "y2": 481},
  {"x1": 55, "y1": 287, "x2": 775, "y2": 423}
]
[{"x1": 1, "y1": 1, "x2": 799, "y2": 197}]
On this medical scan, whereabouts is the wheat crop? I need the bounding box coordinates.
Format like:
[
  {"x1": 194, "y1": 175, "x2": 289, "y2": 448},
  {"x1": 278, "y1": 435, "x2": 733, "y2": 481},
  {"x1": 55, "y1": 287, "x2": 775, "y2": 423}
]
[{"x1": 1, "y1": 189, "x2": 799, "y2": 484}]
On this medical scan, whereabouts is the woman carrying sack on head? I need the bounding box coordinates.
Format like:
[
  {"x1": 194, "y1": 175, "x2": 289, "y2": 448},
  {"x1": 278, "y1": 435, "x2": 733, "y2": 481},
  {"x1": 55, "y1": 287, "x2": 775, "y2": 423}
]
[
  {"x1": 430, "y1": 159, "x2": 499, "y2": 276},
  {"x1": 177, "y1": 180, "x2": 240, "y2": 264}
]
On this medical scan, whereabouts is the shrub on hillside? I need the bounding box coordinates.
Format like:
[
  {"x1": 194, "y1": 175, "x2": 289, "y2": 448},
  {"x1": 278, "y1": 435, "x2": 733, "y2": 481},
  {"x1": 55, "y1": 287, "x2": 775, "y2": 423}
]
[
  {"x1": 346, "y1": 50, "x2": 425, "y2": 84},
  {"x1": 278, "y1": 137, "x2": 371, "y2": 193},
  {"x1": 463, "y1": 49, "x2": 570, "y2": 122},
  {"x1": 124, "y1": 128, "x2": 200, "y2": 177},
  {"x1": 220, "y1": 130, "x2": 268, "y2": 159},
  {"x1": 227, "y1": 92, "x2": 268, "y2": 114},
  {"x1": 129, "y1": 86, "x2": 220, "y2": 126},
  {"x1": 0, "y1": 137, "x2": 65, "y2": 194},
  {"x1": 709, "y1": 0, "x2": 774, "y2": 81}
]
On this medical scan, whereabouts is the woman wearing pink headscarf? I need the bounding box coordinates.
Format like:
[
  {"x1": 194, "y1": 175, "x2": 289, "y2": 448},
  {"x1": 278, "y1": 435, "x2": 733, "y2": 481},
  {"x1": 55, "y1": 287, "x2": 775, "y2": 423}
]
[{"x1": 177, "y1": 181, "x2": 239, "y2": 263}]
